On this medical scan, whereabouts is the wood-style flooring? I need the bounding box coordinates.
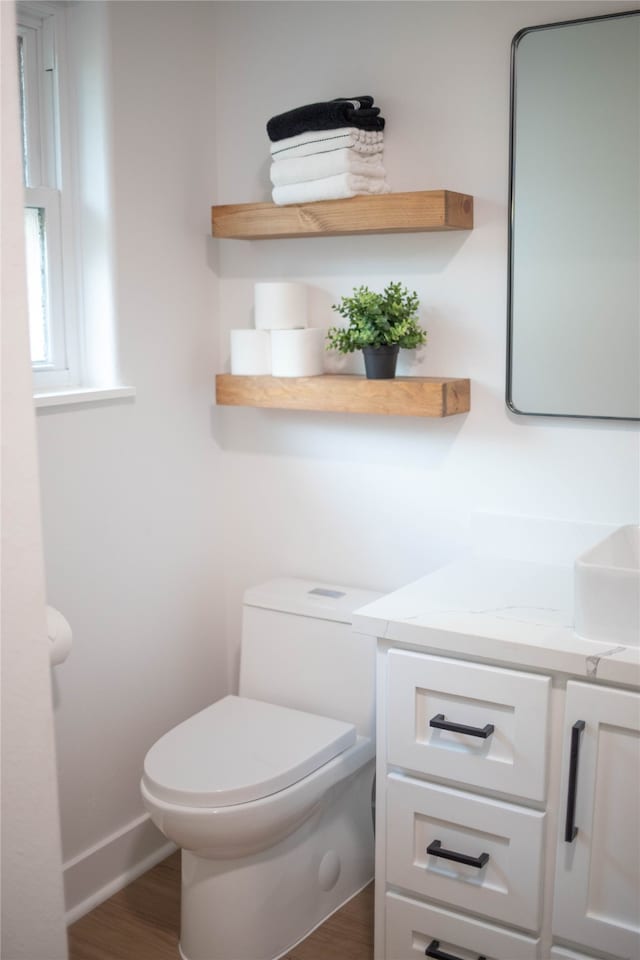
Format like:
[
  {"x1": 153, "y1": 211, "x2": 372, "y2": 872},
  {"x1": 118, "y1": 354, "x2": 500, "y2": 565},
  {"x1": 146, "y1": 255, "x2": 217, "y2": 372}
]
[{"x1": 67, "y1": 852, "x2": 374, "y2": 960}]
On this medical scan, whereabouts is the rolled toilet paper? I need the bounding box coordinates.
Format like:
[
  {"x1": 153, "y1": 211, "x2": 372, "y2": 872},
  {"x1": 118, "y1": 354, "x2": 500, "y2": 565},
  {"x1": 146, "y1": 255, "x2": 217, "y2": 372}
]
[
  {"x1": 230, "y1": 329, "x2": 271, "y2": 375},
  {"x1": 254, "y1": 282, "x2": 308, "y2": 330},
  {"x1": 271, "y1": 328, "x2": 325, "y2": 377}
]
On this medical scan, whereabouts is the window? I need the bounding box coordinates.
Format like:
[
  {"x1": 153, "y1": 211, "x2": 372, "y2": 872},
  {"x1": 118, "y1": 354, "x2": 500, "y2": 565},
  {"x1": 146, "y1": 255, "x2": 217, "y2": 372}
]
[{"x1": 17, "y1": 2, "x2": 78, "y2": 390}]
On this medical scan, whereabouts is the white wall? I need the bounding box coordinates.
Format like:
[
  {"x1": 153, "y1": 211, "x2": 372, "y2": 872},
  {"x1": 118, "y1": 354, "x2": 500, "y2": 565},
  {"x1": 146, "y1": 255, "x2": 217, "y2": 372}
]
[
  {"x1": 1, "y1": 1, "x2": 68, "y2": 955},
  {"x1": 211, "y1": 0, "x2": 640, "y2": 681},
  {"x1": 36, "y1": 1, "x2": 226, "y2": 917}
]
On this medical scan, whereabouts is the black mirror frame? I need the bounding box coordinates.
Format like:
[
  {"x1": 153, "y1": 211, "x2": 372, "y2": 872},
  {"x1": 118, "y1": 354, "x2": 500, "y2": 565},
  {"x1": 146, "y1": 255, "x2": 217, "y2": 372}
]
[{"x1": 506, "y1": 9, "x2": 640, "y2": 422}]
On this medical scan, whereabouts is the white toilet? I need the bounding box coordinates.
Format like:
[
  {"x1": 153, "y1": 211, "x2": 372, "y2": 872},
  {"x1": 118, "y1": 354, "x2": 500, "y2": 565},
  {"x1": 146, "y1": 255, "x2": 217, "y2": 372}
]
[{"x1": 140, "y1": 578, "x2": 380, "y2": 960}]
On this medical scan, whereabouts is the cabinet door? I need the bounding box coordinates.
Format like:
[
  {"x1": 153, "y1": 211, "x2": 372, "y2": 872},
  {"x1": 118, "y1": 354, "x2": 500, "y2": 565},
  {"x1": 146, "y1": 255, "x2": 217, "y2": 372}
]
[{"x1": 553, "y1": 681, "x2": 640, "y2": 959}]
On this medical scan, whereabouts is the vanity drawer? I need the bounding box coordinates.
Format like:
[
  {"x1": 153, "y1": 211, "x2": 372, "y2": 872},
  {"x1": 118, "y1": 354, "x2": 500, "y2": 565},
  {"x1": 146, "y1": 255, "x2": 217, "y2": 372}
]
[
  {"x1": 386, "y1": 773, "x2": 545, "y2": 932},
  {"x1": 387, "y1": 650, "x2": 550, "y2": 801},
  {"x1": 385, "y1": 890, "x2": 540, "y2": 960}
]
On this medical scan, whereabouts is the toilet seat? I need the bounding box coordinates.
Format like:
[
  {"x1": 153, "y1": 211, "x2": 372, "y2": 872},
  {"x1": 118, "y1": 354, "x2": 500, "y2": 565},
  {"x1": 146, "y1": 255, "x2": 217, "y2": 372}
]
[{"x1": 142, "y1": 695, "x2": 356, "y2": 809}]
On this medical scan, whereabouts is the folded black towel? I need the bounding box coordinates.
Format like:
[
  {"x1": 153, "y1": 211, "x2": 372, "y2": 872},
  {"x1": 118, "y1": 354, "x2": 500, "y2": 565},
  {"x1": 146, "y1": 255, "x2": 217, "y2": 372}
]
[
  {"x1": 332, "y1": 96, "x2": 375, "y2": 109},
  {"x1": 267, "y1": 97, "x2": 385, "y2": 142}
]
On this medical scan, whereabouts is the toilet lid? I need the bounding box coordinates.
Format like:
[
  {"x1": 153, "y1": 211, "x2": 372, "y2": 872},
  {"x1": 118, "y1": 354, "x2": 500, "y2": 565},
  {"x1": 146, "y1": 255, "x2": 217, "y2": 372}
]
[{"x1": 142, "y1": 695, "x2": 356, "y2": 808}]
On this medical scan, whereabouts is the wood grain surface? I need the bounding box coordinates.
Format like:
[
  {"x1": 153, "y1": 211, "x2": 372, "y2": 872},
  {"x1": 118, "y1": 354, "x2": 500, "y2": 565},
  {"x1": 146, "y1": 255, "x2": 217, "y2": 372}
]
[
  {"x1": 216, "y1": 374, "x2": 471, "y2": 418},
  {"x1": 68, "y1": 852, "x2": 374, "y2": 960},
  {"x1": 211, "y1": 190, "x2": 473, "y2": 239}
]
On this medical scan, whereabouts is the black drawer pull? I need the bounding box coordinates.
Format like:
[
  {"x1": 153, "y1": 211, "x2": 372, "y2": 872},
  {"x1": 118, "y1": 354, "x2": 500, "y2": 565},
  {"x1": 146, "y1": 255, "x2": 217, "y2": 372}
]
[
  {"x1": 430, "y1": 713, "x2": 495, "y2": 739},
  {"x1": 427, "y1": 839, "x2": 490, "y2": 869},
  {"x1": 425, "y1": 939, "x2": 487, "y2": 960},
  {"x1": 564, "y1": 720, "x2": 586, "y2": 843}
]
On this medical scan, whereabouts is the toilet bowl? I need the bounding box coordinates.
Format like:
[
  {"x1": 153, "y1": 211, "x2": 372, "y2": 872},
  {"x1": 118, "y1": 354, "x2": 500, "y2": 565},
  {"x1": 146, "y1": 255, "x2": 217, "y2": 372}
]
[
  {"x1": 141, "y1": 578, "x2": 380, "y2": 960},
  {"x1": 141, "y1": 695, "x2": 374, "y2": 858}
]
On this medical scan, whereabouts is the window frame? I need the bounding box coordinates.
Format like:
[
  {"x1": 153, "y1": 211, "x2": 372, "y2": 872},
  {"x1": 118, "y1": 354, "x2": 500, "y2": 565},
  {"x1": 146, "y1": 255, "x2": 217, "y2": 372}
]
[{"x1": 18, "y1": 1, "x2": 80, "y2": 391}]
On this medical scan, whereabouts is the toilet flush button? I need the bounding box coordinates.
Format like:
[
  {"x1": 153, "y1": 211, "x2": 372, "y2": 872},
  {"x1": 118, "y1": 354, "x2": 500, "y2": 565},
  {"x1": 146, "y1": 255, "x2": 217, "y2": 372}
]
[{"x1": 318, "y1": 850, "x2": 341, "y2": 891}]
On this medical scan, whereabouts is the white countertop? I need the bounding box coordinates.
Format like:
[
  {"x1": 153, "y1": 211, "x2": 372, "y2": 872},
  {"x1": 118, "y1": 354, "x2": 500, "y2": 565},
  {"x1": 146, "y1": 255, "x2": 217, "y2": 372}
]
[{"x1": 353, "y1": 556, "x2": 640, "y2": 688}]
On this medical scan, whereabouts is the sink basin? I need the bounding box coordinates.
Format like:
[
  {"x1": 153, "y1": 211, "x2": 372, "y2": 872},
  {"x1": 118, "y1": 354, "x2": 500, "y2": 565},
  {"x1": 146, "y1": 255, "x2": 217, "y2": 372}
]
[{"x1": 574, "y1": 525, "x2": 640, "y2": 646}]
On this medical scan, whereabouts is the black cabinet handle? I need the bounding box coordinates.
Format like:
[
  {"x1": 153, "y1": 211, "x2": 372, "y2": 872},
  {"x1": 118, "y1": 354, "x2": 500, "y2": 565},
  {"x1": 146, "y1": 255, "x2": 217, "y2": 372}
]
[
  {"x1": 430, "y1": 713, "x2": 495, "y2": 739},
  {"x1": 564, "y1": 719, "x2": 586, "y2": 842},
  {"x1": 427, "y1": 839, "x2": 490, "y2": 869},
  {"x1": 425, "y1": 939, "x2": 487, "y2": 960}
]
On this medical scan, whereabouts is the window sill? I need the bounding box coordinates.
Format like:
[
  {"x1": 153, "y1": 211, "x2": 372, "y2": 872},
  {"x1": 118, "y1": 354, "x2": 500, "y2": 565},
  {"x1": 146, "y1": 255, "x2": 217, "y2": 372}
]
[{"x1": 34, "y1": 385, "x2": 136, "y2": 409}]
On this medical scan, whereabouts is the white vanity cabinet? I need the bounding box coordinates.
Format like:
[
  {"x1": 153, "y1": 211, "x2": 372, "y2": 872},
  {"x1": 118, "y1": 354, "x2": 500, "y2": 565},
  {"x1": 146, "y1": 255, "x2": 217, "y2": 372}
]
[
  {"x1": 553, "y1": 682, "x2": 640, "y2": 960},
  {"x1": 374, "y1": 646, "x2": 640, "y2": 960}
]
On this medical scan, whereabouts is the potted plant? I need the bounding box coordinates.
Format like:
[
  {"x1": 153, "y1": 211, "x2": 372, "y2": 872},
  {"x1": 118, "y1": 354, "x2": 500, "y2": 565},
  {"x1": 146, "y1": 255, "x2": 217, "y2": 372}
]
[{"x1": 326, "y1": 282, "x2": 427, "y2": 379}]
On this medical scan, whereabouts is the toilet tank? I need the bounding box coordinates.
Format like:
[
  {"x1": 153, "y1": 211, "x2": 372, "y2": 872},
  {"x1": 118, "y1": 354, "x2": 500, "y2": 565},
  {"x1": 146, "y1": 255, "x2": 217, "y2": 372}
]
[{"x1": 239, "y1": 578, "x2": 381, "y2": 739}]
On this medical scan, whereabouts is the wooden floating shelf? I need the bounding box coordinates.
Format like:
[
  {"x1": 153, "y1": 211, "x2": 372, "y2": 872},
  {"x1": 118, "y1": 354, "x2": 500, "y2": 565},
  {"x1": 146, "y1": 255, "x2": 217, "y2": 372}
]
[
  {"x1": 215, "y1": 374, "x2": 470, "y2": 418},
  {"x1": 211, "y1": 190, "x2": 473, "y2": 240}
]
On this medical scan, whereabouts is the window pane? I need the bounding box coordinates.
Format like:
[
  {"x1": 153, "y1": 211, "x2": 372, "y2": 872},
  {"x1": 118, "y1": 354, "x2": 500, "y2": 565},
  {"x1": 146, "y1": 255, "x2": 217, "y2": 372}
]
[
  {"x1": 24, "y1": 207, "x2": 48, "y2": 364},
  {"x1": 16, "y1": 35, "x2": 27, "y2": 184}
]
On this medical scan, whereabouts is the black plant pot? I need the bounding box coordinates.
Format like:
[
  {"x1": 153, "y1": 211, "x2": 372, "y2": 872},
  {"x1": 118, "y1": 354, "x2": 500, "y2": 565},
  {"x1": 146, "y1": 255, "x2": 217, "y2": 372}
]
[{"x1": 362, "y1": 344, "x2": 399, "y2": 380}]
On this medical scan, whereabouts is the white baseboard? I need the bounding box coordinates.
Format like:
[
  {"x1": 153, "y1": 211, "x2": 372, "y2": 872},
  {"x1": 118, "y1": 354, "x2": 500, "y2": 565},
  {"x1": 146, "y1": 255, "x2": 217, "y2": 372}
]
[{"x1": 64, "y1": 812, "x2": 176, "y2": 925}]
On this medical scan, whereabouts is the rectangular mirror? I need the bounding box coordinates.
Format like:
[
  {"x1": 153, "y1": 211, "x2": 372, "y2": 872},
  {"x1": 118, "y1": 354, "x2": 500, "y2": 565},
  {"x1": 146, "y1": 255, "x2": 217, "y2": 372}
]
[{"x1": 507, "y1": 11, "x2": 639, "y2": 421}]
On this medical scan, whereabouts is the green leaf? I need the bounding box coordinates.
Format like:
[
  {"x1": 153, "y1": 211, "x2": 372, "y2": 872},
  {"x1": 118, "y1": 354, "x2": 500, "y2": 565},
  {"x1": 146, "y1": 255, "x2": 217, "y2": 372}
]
[{"x1": 326, "y1": 283, "x2": 427, "y2": 353}]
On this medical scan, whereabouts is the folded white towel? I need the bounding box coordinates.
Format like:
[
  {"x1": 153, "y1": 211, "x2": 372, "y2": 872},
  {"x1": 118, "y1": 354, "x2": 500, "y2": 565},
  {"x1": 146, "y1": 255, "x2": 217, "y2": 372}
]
[
  {"x1": 270, "y1": 127, "x2": 384, "y2": 161},
  {"x1": 270, "y1": 149, "x2": 386, "y2": 187},
  {"x1": 272, "y1": 173, "x2": 391, "y2": 206}
]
